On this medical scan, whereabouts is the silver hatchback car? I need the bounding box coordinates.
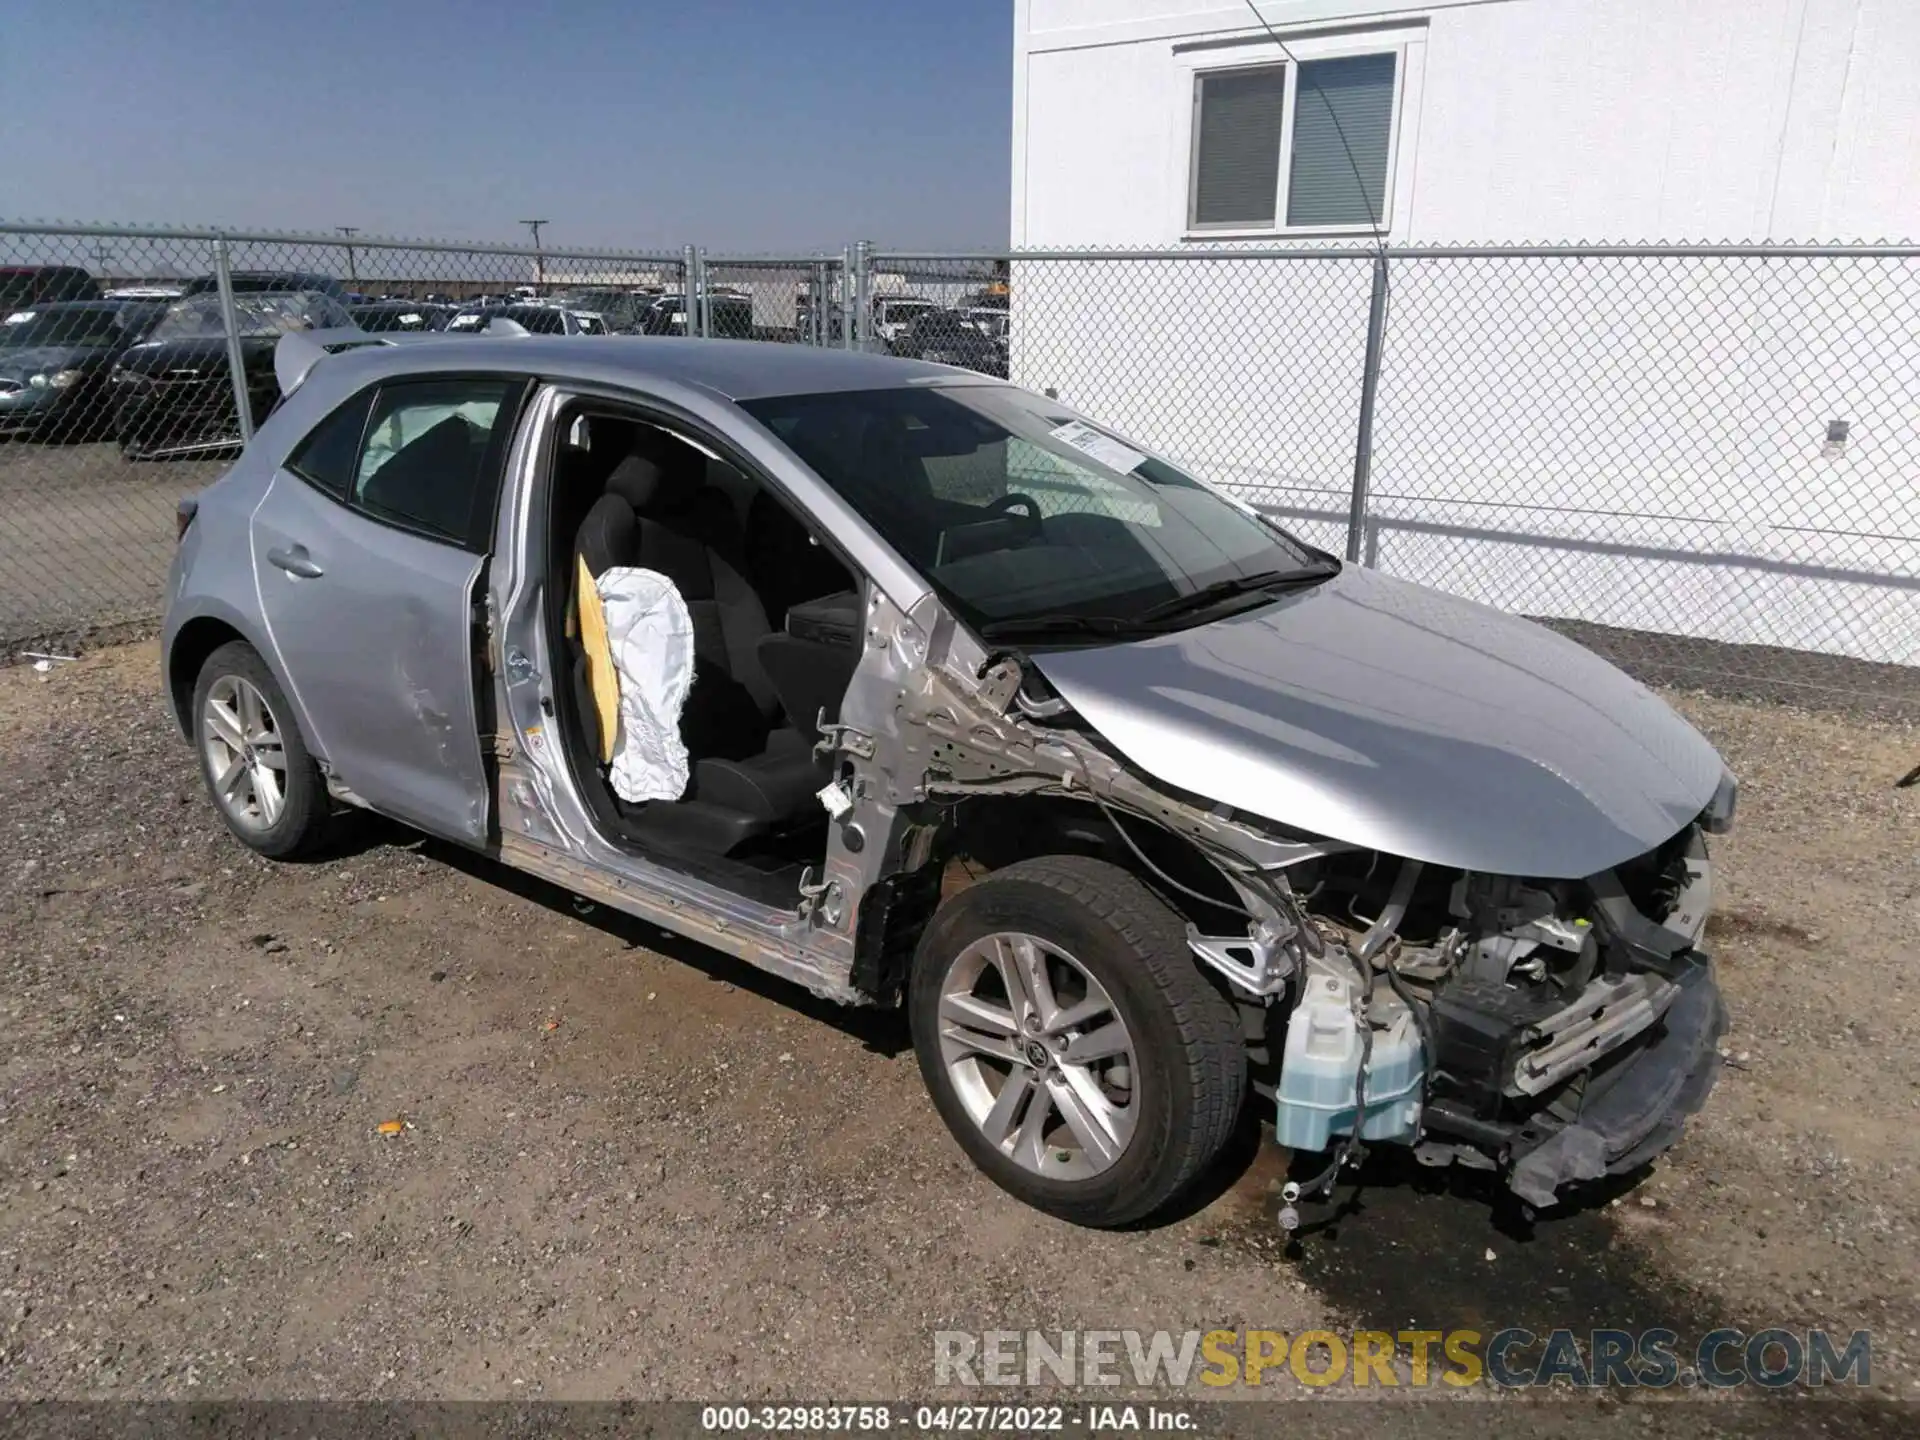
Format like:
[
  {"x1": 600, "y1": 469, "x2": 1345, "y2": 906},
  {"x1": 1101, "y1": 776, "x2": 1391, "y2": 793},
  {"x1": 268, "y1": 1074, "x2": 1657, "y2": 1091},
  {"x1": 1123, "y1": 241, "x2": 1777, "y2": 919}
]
[{"x1": 163, "y1": 332, "x2": 1734, "y2": 1226}]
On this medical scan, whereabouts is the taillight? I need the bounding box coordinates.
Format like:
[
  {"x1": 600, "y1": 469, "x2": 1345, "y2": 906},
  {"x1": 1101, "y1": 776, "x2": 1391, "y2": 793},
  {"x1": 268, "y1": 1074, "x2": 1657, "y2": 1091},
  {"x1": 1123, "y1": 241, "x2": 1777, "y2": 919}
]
[{"x1": 175, "y1": 496, "x2": 198, "y2": 542}]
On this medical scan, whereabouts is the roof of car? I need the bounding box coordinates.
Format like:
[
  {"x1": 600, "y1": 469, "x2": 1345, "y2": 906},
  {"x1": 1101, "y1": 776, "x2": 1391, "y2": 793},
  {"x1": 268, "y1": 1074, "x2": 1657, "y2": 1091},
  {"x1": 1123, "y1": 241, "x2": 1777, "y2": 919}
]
[
  {"x1": 315, "y1": 335, "x2": 977, "y2": 401},
  {"x1": 9, "y1": 299, "x2": 125, "y2": 313}
]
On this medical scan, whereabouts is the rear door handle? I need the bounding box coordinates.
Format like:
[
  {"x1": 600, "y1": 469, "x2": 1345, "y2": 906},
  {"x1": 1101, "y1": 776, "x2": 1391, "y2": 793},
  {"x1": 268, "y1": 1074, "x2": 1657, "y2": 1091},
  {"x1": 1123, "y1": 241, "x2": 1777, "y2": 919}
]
[{"x1": 266, "y1": 544, "x2": 324, "y2": 579}]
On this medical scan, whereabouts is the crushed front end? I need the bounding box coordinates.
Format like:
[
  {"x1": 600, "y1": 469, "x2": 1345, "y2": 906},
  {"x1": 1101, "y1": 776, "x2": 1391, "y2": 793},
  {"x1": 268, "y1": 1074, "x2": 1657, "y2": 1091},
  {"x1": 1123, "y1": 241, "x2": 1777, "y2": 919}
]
[{"x1": 1227, "y1": 786, "x2": 1735, "y2": 1210}]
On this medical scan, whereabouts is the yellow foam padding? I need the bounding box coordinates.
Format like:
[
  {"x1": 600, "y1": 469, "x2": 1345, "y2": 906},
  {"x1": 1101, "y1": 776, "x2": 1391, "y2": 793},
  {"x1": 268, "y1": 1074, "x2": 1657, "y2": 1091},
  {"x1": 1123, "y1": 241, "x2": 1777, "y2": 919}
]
[{"x1": 574, "y1": 555, "x2": 620, "y2": 766}]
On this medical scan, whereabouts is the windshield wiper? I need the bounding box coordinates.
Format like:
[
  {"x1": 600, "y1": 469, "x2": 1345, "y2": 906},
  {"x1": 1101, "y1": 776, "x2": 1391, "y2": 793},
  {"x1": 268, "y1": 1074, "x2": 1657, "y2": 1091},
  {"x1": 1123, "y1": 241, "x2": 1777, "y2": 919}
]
[
  {"x1": 1134, "y1": 561, "x2": 1339, "y2": 624},
  {"x1": 976, "y1": 613, "x2": 1138, "y2": 642}
]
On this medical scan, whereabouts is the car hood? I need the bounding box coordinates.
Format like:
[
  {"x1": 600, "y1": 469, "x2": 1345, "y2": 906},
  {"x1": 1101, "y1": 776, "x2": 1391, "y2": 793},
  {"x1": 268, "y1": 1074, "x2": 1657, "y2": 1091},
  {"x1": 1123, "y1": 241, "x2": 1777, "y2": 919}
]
[
  {"x1": 0, "y1": 344, "x2": 108, "y2": 379},
  {"x1": 118, "y1": 336, "x2": 273, "y2": 377},
  {"x1": 1030, "y1": 565, "x2": 1726, "y2": 879}
]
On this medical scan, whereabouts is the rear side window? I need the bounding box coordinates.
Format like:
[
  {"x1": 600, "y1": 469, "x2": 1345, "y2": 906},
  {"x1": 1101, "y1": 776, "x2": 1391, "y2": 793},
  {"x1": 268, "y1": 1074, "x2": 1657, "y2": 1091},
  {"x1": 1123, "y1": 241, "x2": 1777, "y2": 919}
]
[
  {"x1": 352, "y1": 377, "x2": 526, "y2": 548},
  {"x1": 286, "y1": 390, "x2": 374, "y2": 498}
]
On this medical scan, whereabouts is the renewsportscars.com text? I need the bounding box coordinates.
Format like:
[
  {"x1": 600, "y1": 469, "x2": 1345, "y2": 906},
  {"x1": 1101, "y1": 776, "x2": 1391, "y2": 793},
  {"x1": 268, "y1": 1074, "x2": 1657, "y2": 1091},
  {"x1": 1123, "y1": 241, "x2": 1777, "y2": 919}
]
[{"x1": 933, "y1": 1327, "x2": 1872, "y2": 1390}]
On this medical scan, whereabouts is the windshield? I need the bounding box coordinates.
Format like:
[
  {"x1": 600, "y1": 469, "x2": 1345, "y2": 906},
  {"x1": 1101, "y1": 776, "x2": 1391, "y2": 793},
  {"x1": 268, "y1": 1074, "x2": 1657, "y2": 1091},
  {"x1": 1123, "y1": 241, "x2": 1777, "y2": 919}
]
[
  {"x1": 502, "y1": 305, "x2": 567, "y2": 333},
  {"x1": 148, "y1": 292, "x2": 344, "y2": 341},
  {"x1": 0, "y1": 307, "x2": 125, "y2": 347},
  {"x1": 881, "y1": 300, "x2": 934, "y2": 321},
  {"x1": 742, "y1": 385, "x2": 1329, "y2": 636},
  {"x1": 350, "y1": 305, "x2": 430, "y2": 332}
]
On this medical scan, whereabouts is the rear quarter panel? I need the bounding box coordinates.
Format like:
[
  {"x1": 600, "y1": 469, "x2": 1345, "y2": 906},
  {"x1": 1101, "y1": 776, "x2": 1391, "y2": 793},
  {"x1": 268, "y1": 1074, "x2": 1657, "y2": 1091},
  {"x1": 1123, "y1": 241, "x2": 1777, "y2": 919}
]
[{"x1": 161, "y1": 449, "x2": 328, "y2": 759}]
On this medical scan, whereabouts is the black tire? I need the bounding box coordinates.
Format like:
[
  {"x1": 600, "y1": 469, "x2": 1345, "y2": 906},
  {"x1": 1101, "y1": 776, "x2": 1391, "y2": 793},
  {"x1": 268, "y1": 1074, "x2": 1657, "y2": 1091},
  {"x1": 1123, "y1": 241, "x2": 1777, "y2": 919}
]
[
  {"x1": 909, "y1": 855, "x2": 1246, "y2": 1227},
  {"x1": 190, "y1": 640, "x2": 330, "y2": 859}
]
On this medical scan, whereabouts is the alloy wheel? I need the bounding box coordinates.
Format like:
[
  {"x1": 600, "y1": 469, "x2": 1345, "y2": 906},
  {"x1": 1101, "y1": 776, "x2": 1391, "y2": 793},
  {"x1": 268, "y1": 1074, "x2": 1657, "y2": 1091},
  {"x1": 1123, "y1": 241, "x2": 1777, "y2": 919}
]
[
  {"x1": 201, "y1": 674, "x2": 288, "y2": 832},
  {"x1": 937, "y1": 931, "x2": 1139, "y2": 1180}
]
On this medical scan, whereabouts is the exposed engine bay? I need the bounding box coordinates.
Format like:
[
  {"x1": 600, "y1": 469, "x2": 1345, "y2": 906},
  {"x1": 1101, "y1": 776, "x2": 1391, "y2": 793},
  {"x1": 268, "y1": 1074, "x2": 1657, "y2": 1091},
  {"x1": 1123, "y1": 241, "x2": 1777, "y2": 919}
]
[
  {"x1": 1245, "y1": 823, "x2": 1729, "y2": 1210},
  {"x1": 895, "y1": 637, "x2": 1734, "y2": 1214}
]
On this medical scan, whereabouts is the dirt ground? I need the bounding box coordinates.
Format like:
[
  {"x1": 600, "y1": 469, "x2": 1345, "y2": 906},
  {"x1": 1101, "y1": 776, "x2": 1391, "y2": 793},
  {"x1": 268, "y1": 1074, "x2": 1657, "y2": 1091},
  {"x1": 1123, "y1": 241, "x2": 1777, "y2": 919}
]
[
  {"x1": 0, "y1": 441, "x2": 220, "y2": 648},
  {"x1": 0, "y1": 643, "x2": 1915, "y2": 1432}
]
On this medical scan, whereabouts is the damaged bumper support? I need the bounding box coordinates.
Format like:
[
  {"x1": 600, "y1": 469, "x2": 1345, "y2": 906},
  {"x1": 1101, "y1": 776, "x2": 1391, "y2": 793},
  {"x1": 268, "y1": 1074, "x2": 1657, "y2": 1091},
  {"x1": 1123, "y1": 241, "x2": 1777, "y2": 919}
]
[{"x1": 1500, "y1": 964, "x2": 1727, "y2": 1208}]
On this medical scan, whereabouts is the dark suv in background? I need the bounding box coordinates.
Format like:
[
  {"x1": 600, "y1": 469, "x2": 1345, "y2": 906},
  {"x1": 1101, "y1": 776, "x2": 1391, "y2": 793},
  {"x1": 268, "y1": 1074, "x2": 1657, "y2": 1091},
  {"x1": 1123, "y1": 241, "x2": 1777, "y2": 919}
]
[
  {"x1": 636, "y1": 293, "x2": 754, "y2": 338},
  {"x1": 112, "y1": 286, "x2": 354, "y2": 459},
  {"x1": 175, "y1": 271, "x2": 350, "y2": 302},
  {"x1": 1, "y1": 266, "x2": 100, "y2": 309}
]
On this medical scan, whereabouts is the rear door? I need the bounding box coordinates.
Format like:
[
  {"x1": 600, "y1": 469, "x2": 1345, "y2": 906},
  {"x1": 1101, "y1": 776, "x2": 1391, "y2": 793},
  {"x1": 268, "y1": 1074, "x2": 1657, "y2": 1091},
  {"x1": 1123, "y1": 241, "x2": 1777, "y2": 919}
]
[{"x1": 251, "y1": 374, "x2": 530, "y2": 843}]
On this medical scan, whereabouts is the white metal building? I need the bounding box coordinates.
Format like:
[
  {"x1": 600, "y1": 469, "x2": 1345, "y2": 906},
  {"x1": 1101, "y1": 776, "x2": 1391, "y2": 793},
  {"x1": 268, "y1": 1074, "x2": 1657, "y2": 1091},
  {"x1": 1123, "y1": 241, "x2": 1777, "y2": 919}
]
[
  {"x1": 1014, "y1": 0, "x2": 1920, "y2": 246},
  {"x1": 1007, "y1": 0, "x2": 1920, "y2": 665}
]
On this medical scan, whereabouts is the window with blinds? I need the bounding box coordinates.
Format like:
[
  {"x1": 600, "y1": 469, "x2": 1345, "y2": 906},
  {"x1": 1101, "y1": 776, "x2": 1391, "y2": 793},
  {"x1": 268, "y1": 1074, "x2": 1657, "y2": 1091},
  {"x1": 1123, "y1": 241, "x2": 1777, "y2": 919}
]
[
  {"x1": 1188, "y1": 51, "x2": 1398, "y2": 232},
  {"x1": 1288, "y1": 54, "x2": 1397, "y2": 227},
  {"x1": 1190, "y1": 68, "x2": 1289, "y2": 227}
]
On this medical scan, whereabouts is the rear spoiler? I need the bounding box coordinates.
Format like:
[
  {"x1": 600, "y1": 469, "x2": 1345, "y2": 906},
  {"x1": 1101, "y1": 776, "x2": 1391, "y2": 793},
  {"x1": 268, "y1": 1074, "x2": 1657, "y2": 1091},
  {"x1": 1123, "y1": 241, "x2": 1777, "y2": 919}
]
[
  {"x1": 275, "y1": 319, "x2": 532, "y2": 395},
  {"x1": 273, "y1": 328, "x2": 404, "y2": 396}
]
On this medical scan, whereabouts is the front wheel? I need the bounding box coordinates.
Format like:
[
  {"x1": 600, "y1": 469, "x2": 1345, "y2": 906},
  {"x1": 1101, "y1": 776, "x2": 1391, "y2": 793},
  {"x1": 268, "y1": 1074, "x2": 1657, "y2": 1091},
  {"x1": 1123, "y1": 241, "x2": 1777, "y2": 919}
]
[
  {"x1": 910, "y1": 855, "x2": 1246, "y2": 1227},
  {"x1": 191, "y1": 641, "x2": 330, "y2": 859}
]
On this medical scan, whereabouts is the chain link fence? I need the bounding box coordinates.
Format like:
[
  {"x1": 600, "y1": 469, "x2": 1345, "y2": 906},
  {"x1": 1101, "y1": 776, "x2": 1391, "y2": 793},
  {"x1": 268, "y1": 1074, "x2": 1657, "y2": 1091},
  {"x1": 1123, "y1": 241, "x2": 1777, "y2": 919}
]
[
  {"x1": 887, "y1": 242, "x2": 1920, "y2": 715},
  {"x1": 3, "y1": 223, "x2": 1915, "y2": 715}
]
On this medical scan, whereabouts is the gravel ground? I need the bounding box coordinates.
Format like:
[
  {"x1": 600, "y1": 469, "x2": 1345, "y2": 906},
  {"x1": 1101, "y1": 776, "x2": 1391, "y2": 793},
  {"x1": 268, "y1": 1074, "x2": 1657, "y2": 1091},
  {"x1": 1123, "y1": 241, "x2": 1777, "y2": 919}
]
[{"x1": 0, "y1": 643, "x2": 1914, "y2": 1433}]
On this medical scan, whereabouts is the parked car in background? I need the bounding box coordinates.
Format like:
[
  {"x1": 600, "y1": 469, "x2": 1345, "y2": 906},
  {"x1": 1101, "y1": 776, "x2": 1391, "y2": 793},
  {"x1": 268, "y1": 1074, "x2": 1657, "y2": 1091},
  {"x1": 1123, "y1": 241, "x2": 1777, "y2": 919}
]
[
  {"x1": 962, "y1": 306, "x2": 1010, "y2": 339},
  {"x1": 872, "y1": 295, "x2": 938, "y2": 345},
  {"x1": 443, "y1": 301, "x2": 507, "y2": 333},
  {"x1": 349, "y1": 300, "x2": 454, "y2": 333},
  {"x1": 890, "y1": 307, "x2": 1009, "y2": 378},
  {"x1": 636, "y1": 293, "x2": 754, "y2": 338},
  {"x1": 177, "y1": 271, "x2": 349, "y2": 302},
  {"x1": 1, "y1": 265, "x2": 99, "y2": 308},
  {"x1": 0, "y1": 299, "x2": 164, "y2": 441},
  {"x1": 111, "y1": 289, "x2": 355, "y2": 459},
  {"x1": 104, "y1": 284, "x2": 185, "y2": 301},
  {"x1": 558, "y1": 305, "x2": 610, "y2": 335},
  {"x1": 550, "y1": 289, "x2": 653, "y2": 334},
  {"x1": 445, "y1": 303, "x2": 602, "y2": 336}
]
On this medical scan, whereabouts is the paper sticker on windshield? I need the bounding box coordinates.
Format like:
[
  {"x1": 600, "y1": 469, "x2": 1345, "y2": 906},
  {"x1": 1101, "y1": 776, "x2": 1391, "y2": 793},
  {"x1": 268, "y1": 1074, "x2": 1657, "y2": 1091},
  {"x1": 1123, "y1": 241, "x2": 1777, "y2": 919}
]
[{"x1": 1050, "y1": 420, "x2": 1145, "y2": 474}]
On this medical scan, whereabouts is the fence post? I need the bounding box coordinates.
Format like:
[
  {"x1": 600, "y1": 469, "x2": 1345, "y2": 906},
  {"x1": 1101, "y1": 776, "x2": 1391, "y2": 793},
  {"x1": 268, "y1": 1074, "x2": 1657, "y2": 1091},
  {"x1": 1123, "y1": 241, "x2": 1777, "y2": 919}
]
[
  {"x1": 211, "y1": 237, "x2": 255, "y2": 445},
  {"x1": 696, "y1": 247, "x2": 711, "y2": 338},
  {"x1": 1345, "y1": 251, "x2": 1389, "y2": 565},
  {"x1": 853, "y1": 239, "x2": 873, "y2": 350},
  {"x1": 680, "y1": 245, "x2": 696, "y2": 335},
  {"x1": 833, "y1": 247, "x2": 848, "y2": 351}
]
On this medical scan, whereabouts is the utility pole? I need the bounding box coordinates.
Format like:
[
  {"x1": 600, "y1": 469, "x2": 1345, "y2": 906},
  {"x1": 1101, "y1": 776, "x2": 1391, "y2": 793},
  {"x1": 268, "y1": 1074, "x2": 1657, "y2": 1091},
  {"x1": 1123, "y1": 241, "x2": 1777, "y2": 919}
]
[
  {"x1": 336, "y1": 226, "x2": 359, "y2": 286},
  {"x1": 520, "y1": 219, "x2": 548, "y2": 294}
]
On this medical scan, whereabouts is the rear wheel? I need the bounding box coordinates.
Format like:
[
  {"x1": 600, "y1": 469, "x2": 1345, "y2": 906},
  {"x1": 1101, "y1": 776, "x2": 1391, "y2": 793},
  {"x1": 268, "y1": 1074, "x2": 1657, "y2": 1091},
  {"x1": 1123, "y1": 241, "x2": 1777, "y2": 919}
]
[
  {"x1": 191, "y1": 641, "x2": 329, "y2": 859},
  {"x1": 909, "y1": 855, "x2": 1245, "y2": 1227}
]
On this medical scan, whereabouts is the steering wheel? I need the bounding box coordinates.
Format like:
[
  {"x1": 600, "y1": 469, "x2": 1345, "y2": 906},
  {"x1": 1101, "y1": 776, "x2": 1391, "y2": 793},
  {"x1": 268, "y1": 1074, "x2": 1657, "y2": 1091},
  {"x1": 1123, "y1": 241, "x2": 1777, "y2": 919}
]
[{"x1": 987, "y1": 492, "x2": 1043, "y2": 522}]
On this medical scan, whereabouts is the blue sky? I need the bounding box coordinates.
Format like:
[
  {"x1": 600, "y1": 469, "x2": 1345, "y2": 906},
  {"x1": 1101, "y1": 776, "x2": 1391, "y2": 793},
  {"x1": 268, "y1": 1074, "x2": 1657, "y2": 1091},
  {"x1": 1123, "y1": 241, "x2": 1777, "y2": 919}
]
[{"x1": 0, "y1": 0, "x2": 1013, "y2": 251}]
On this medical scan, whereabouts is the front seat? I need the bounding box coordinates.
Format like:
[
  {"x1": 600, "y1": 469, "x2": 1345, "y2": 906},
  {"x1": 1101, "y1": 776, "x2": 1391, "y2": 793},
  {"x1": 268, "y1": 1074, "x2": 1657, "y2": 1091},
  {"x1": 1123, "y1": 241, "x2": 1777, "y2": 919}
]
[{"x1": 589, "y1": 451, "x2": 831, "y2": 850}]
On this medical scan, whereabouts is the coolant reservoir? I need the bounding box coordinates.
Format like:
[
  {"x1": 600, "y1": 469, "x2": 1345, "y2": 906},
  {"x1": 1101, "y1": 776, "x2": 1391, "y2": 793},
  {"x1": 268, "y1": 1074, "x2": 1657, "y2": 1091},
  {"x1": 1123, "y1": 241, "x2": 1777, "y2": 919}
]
[{"x1": 1273, "y1": 963, "x2": 1423, "y2": 1152}]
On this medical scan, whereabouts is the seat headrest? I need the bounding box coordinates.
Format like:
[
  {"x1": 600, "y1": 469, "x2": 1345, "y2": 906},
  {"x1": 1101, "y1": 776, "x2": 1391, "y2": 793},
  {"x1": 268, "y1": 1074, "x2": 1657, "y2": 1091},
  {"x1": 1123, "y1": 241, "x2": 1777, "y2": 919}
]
[
  {"x1": 605, "y1": 450, "x2": 702, "y2": 516},
  {"x1": 575, "y1": 492, "x2": 636, "y2": 579}
]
